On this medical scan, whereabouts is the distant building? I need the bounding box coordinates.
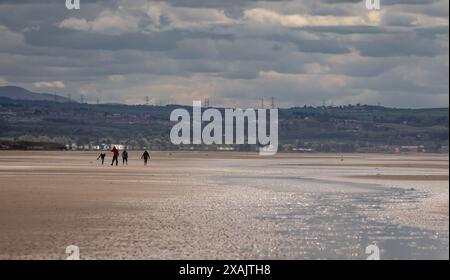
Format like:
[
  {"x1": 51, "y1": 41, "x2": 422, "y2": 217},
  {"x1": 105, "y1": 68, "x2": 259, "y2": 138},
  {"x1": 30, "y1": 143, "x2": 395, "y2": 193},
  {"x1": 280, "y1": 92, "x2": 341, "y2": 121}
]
[
  {"x1": 217, "y1": 147, "x2": 235, "y2": 151},
  {"x1": 293, "y1": 148, "x2": 314, "y2": 153},
  {"x1": 397, "y1": 145, "x2": 425, "y2": 153},
  {"x1": 110, "y1": 144, "x2": 125, "y2": 150},
  {"x1": 100, "y1": 144, "x2": 110, "y2": 150}
]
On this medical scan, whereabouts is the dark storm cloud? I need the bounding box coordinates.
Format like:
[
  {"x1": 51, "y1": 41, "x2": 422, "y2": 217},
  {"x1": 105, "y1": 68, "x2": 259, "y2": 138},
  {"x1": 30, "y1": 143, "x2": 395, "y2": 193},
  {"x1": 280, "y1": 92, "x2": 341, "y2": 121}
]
[
  {"x1": 382, "y1": 0, "x2": 441, "y2": 5},
  {"x1": 166, "y1": 0, "x2": 290, "y2": 8},
  {"x1": 320, "y1": 0, "x2": 362, "y2": 3},
  {"x1": 24, "y1": 27, "x2": 233, "y2": 51},
  {"x1": 354, "y1": 33, "x2": 447, "y2": 57},
  {"x1": 296, "y1": 25, "x2": 389, "y2": 34}
]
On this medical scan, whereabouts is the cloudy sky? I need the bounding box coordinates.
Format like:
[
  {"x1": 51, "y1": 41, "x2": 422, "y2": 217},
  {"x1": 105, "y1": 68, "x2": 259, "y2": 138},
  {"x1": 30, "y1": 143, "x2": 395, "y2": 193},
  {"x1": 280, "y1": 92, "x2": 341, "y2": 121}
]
[{"x1": 0, "y1": 0, "x2": 448, "y2": 108}]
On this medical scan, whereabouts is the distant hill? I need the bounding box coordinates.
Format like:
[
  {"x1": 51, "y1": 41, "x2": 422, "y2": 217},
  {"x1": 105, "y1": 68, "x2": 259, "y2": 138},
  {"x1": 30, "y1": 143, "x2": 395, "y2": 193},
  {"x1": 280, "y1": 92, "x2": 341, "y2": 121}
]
[{"x1": 0, "y1": 86, "x2": 72, "y2": 103}]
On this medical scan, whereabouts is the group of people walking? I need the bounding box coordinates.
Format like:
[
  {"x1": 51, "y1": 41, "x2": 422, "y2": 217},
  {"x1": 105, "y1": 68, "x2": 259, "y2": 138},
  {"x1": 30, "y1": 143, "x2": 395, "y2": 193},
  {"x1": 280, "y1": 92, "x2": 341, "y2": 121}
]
[{"x1": 97, "y1": 146, "x2": 151, "y2": 166}]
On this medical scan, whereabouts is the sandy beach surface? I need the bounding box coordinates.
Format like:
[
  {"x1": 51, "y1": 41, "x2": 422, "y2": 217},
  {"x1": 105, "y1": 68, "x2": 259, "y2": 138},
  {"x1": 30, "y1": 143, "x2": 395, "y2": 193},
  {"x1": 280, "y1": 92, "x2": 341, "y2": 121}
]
[{"x1": 0, "y1": 151, "x2": 448, "y2": 260}]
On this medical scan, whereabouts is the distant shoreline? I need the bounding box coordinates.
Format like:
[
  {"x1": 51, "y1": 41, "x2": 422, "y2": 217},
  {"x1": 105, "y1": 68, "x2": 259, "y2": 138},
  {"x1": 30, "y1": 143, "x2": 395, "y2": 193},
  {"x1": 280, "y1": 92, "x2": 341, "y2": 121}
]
[
  {"x1": 0, "y1": 148, "x2": 448, "y2": 158},
  {"x1": 0, "y1": 140, "x2": 66, "y2": 151},
  {"x1": 1, "y1": 141, "x2": 449, "y2": 155}
]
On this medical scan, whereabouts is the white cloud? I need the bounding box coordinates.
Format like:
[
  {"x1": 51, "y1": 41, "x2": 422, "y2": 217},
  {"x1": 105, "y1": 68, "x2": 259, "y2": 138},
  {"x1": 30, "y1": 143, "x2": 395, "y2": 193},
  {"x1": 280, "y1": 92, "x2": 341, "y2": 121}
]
[
  {"x1": 148, "y1": 3, "x2": 236, "y2": 30},
  {"x1": 0, "y1": 77, "x2": 7, "y2": 86},
  {"x1": 108, "y1": 75, "x2": 126, "y2": 82},
  {"x1": 58, "y1": 18, "x2": 90, "y2": 31},
  {"x1": 59, "y1": 9, "x2": 140, "y2": 35},
  {"x1": 59, "y1": 2, "x2": 236, "y2": 34},
  {"x1": 33, "y1": 81, "x2": 66, "y2": 89},
  {"x1": 243, "y1": 8, "x2": 377, "y2": 27}
]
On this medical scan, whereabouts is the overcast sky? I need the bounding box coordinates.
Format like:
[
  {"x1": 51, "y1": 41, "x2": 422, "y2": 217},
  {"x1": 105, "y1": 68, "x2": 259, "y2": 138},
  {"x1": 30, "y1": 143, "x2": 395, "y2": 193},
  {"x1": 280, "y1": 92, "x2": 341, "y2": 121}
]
[{"x1": 0, "y1": 0, "x2": 448, "y2": 108}]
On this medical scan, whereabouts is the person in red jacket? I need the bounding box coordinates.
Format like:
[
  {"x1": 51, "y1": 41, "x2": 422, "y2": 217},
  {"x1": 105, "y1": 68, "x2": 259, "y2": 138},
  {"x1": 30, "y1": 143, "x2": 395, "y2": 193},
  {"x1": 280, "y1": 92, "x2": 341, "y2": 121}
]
[{"x1": 111, "y1": 146, "x2": 119, "y2": 166}]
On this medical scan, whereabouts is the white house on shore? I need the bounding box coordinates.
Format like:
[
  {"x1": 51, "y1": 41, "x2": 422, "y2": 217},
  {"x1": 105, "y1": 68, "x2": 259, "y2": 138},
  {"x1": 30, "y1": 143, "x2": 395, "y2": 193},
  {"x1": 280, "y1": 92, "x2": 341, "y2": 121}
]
[{"x1": 110, "y1": 144, "x2": 125, "y2": 150}]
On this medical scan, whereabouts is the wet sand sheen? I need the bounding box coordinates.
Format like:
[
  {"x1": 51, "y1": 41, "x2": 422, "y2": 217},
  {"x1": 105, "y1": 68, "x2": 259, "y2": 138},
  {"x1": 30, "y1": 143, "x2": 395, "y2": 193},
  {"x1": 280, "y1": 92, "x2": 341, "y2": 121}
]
[
  {"x1": 0, "y1": 151, "x2": 448, "y2": 260},
  {"x1": 283, "y1": 163, "x2": 449, "y2": 169},
  {"x1": 349, "y1": 174, "x2": 449, "y2": 181}
]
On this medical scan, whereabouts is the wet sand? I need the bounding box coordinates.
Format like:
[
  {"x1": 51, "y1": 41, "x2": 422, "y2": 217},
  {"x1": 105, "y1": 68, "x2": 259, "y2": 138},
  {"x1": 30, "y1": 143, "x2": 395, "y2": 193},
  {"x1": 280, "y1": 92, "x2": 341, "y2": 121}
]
[
  {"x1": 0, "y1": 151, "x2": 448, "y2": 260},
  {"x1": 349, "y1": 174, "x2": 449, "y2": 181}
]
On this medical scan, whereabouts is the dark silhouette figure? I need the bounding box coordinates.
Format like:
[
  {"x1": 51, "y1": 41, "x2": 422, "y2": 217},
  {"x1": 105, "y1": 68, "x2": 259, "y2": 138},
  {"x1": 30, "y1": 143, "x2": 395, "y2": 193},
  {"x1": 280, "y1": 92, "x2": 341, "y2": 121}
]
[
  {"x1": 141, "y1": 150, "x2": 150, "y2": 165},
  {"x1": 122, "y1": 150, "x2": 129, "y2": 165},
  {"x1": 111, "y1": 146, "x2": 119, "y2": 166},
  {"x1": 97, "y1": 153, "x2": 106, "y2": 165}
]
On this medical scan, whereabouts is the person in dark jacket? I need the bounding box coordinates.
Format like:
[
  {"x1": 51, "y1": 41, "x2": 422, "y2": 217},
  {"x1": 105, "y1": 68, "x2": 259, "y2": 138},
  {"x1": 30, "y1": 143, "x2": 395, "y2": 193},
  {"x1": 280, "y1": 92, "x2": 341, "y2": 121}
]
[
  {"x1": 141, "y1": 150, "x2": 150, "y2": 166},
  {"x1": 122, "y1": 150, "x2": 129, "y2": 165},
  {"x1": 97, "y1": 153, "x2": 106, "y2": 165}
]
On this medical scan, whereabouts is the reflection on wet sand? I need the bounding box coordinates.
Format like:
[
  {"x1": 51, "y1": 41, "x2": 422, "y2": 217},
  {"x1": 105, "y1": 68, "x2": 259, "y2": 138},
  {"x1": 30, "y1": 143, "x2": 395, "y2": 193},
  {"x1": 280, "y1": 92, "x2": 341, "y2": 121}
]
[{"x1": 0, "y1": 151, "x2": 448, "y2": 259}]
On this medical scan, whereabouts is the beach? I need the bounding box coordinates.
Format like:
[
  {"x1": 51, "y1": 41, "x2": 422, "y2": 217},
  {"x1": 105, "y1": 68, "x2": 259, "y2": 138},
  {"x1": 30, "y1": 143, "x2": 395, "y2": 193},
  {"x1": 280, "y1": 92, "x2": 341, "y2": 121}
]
[{"x1": 0, "y1": 151, "x2": 448, "y2": 260}]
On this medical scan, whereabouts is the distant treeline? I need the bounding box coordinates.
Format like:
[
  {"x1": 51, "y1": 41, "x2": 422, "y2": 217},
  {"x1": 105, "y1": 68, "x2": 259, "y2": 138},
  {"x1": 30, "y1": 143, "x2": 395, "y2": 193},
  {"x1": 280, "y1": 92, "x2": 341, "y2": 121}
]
[
  {"x1": 0, "y1": 97, "x2": 448, "y2": 153},
  {"x1": 0, "y1": 140, "x2": 66, "y2": 151}
]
